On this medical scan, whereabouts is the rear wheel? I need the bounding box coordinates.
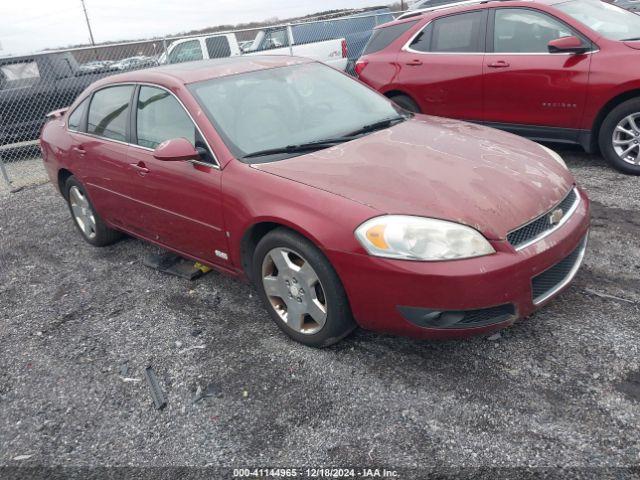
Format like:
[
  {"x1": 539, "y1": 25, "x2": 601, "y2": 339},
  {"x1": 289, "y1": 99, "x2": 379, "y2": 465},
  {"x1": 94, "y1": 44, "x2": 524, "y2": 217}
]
[
  {"x1": 64, "y1": 176, "x2": 121, "y2": 246},
  {"x1": 388, "y1": 93, "x2": 421, "y2": 114},
  {"x1": 598, "y1": 98, "x2": 640, "y2": 175},
  {"x1": 253, "y1": 228, "x2": 356, "y2": 348}
]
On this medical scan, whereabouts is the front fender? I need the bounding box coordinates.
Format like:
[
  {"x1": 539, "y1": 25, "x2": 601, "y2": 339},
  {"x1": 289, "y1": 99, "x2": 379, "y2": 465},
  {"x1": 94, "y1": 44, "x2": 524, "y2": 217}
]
[{"x1": 221, "y1": 160, "x2": 378, "y2": 273}]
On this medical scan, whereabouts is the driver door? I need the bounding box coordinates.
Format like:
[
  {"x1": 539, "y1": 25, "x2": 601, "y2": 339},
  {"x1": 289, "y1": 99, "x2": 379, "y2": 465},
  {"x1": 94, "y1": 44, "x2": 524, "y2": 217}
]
[
  {"x1": 125, "y1": 85, "x2": 228, "y2": 265},
  {"x1": 483, "y1": 7, "x2": 591, "y2": 129}
]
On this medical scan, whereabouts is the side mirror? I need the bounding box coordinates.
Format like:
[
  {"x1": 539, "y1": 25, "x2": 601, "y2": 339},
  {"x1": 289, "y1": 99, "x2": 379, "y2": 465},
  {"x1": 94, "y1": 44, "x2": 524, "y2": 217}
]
[
  {"x1": 548, "y1": 36, "x2": 588, "y2": 54},
  {"x1": 153, "y1": 138, "x2": 199, "y2": 161}
]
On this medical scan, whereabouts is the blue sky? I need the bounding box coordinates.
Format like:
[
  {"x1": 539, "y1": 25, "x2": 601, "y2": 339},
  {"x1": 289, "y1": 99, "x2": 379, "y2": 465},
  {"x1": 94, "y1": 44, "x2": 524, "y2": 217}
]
[{"x1": 1, "y1": 0, "x2": 386, "y2": 56}]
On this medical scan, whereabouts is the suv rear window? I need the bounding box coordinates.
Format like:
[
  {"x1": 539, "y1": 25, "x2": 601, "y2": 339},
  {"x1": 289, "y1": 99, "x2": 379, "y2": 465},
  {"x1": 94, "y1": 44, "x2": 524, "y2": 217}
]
[{"x1": 363, "y1": 20, "x2": 418, "y2": 55}]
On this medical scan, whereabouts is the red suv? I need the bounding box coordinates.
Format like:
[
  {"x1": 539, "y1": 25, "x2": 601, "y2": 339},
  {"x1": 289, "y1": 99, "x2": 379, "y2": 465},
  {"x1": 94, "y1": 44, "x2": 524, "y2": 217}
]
[{"x1": 356, "y1": 0, "x2": 640, "y2": 174}]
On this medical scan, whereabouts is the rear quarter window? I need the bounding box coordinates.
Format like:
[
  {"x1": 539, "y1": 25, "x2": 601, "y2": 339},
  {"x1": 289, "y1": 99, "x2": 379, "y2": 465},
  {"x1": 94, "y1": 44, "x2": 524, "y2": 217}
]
[
  {"x1": 362, "y1": 20, "x2": 419, "y2": 55},
  {"x1": 68, "y1": 97, "x2": 89, "y2": 131}
]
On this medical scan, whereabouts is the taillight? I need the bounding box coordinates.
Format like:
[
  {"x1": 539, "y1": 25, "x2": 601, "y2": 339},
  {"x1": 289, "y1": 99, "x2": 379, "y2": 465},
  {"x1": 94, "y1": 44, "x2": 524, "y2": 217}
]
[
  {"x1": 341, "y1": 39, "x2": 348, "y2": 58},
  {"x1": 354, "y1": 59, "x2": 368, "y2": 77}
]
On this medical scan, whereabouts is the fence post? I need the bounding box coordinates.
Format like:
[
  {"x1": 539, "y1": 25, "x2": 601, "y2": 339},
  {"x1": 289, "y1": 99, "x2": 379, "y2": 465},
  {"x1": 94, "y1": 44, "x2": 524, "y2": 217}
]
[
  {"x1": 0, "y1": 153, "x2": 12, "y2": 188},
  {"x1": 162, "y1": 37, "x2": 168, "y2": 59},
  {"x1": 287, "y1": 24, "x2": 294, "y2": 56}
]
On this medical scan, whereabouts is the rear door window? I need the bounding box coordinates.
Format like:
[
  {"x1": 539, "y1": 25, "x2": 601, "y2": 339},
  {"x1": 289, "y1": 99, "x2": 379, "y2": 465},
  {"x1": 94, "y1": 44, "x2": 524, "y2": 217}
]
[
  {"x1": 205, "y1": 36, "x2": 232, "y2": 59},
  {"x1": 424, "y1": 11, "x2": 486, "y2": 53},
  {"x1": 87, "y1": 85, "x2": 133, "y2": 142},
  {"x1": 363, "y1": 20, "x2": 419, "y2": 55}
]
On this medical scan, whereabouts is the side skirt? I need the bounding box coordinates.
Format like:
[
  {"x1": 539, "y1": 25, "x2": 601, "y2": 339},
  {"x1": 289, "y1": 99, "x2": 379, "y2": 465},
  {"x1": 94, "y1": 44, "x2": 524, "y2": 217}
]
[{"x1": 479, "y1": 121, "x2": 593, "y2": 153}]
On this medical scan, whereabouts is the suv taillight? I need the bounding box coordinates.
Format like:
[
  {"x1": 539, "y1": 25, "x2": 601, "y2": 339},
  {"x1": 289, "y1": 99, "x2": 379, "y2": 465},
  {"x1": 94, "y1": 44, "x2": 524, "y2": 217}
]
[
  {"x1": 354, "y1": 59, "x2": 368, "y2": 77},
  {"x1": 342, "y1": 39, "x2": 348, "y2": 58}
]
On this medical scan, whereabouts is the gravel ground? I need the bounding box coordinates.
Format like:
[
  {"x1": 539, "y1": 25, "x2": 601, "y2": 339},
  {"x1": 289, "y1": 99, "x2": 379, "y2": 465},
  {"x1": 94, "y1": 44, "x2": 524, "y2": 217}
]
[{"x1": 0, "y1": 148, "x2": 639, "y2": 478}]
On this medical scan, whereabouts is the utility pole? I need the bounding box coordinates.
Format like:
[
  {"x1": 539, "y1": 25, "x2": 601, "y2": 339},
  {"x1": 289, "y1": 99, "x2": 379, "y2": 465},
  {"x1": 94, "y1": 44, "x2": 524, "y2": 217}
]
[{"x1": 80, "y1": 0, "x2": 98, "y2": 59}]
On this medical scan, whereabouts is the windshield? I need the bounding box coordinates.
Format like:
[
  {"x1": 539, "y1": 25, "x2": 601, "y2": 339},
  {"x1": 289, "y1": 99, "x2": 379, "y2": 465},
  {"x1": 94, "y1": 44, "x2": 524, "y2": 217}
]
[
  {"x1": 188, "y1": 62, "x2": 406, "y2": 162},
  {"x1": 556, "y1": 0, "x2": 640, "y2": 41}
]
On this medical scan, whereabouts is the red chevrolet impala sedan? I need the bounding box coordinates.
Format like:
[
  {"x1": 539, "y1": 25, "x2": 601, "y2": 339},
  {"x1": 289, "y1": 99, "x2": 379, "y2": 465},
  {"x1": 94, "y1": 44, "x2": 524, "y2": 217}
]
[{"x1": 40, "y1": 56, "x2": 590, "y2": 347}]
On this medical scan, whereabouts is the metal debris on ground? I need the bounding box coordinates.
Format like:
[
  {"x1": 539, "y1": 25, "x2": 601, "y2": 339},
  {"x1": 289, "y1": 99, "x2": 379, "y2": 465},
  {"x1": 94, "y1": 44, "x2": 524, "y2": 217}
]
[
  {"x1": 143, "y1": 252, "x2": 212, "y2": 280},
  {"x1": 193, "y1": 382, "x2": 223, "y2": 403},
  {"x1": 144, "y1": 366, "x2": 167, "y2": 410},
  {"x1": 584, "y1": 288, "x2": 635, "y2": 304},
  {"x1": 179, "y1": 345, "x2": 206, "y2": 355},
  {"x1": 12, "y1": 454, "x2": 34, "y2": 461}
]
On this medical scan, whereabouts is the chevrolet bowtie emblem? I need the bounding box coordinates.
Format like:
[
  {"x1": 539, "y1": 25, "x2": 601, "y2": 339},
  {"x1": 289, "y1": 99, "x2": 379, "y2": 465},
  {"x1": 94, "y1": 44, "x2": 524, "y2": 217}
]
[{"x1": 549, "y1": 208, "x2": 564, "y2": 226}]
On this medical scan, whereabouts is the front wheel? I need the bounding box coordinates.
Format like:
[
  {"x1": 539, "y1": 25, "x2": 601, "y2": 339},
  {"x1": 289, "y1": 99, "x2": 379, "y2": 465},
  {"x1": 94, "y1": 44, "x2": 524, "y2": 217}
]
[
  {"x1": 253, "y1": 228, "x2": 356, "y2": 348},
  {"x1": 599, "y1": 98, "x2": 640, "y2": 175}
]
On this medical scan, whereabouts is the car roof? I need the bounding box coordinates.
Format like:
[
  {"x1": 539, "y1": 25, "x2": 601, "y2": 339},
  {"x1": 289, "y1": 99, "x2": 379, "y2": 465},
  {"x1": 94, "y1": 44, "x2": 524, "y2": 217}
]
[
  {"x1": 91, "y1": 55, "x2": 314, "y2": 89},
  {"x1": 391, "y1": 0, "x2": 565, "y2": 23}
]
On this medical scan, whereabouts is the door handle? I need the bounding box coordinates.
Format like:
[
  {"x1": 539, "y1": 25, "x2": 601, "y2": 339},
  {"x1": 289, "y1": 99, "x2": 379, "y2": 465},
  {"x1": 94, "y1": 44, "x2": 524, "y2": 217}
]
[
  {"x1": 488, "y1": 60, "x2": 510, "y2": 68},
  {"x1": 406, "y1": 59, "x2": 423, "y2": 66},
  {"x1": 72, "y1": 146, "x2": 86, "y2": 155},
  {"x1": 130, "y1": 162, "x2": 150, "y2": 177}
]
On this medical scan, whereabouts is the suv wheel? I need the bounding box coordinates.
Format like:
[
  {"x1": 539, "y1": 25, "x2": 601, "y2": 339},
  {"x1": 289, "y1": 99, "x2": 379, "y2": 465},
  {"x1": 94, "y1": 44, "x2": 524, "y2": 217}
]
[
  {"x1": 64, "y1": 176, "x2": 122, "y2": 246},
  {"x1": 253, "y1": 228, "x2": 356, "y2": 348},
  {"x1": 599, "y1": 98, "x2": 640, "y2": 175},
  {"x1": 388, "y1": 93, "x2": 421, "y2": 114}
]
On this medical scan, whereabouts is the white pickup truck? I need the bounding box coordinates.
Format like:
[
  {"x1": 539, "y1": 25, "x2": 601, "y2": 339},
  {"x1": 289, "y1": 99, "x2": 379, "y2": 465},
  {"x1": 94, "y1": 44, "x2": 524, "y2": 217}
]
[{"x1": 162, "y1": 28, "x2": 348, "y2": 71}]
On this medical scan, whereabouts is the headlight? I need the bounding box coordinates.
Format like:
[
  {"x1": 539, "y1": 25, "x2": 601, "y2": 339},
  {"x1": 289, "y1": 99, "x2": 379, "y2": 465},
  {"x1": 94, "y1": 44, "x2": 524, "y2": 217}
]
[
  {"x1": 540, "y1": 145, "x2": 567, "y2": 170},
  {"x1": 355, "y1": 215, "x2": 495, "y2": 261}
]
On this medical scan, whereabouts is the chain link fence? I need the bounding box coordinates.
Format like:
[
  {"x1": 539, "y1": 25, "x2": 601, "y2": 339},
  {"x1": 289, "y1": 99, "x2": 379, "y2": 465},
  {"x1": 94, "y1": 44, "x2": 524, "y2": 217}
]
[{"x1": 0, "y1": 8, "x2": 404, "y2": 193}]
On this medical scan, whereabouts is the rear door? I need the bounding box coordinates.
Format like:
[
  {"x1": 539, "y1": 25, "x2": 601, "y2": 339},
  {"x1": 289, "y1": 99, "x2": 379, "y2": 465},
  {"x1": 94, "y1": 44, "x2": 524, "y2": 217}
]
[
  {"x1": 79, "y1": 84, "x2": 137, "y2": 229},
  {"x1": 395, "y1": 10, "x2": 487, "y2": 120},
  {"x1": 483, "y1": 7, "x2": 591, "y2": 130},
  {"x1": 126, "y1": 85, "x2": 227, "y2": 264}
]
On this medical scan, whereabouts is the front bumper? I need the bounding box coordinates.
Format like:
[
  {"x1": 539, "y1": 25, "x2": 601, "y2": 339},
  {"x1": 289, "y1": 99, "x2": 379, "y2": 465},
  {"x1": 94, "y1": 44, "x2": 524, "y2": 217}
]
[{"x1": 329, "y1": 189, "x2": 590, "y2": 340}]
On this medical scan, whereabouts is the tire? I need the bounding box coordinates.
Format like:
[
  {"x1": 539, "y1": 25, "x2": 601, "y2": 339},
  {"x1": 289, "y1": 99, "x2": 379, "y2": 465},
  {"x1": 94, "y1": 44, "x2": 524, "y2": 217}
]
[
  {"x1": 64, "y1": 176, "x2": 122, "y2": 247},
  {"x1": 598, "y1": 98, "x2": 640, "y2": 175},
  {"x1": 388, "y1": 93, "x2": 421, "y2": 114},
  {"x1": 253, "y1": 228, "x2": 356, "y2": 348}
]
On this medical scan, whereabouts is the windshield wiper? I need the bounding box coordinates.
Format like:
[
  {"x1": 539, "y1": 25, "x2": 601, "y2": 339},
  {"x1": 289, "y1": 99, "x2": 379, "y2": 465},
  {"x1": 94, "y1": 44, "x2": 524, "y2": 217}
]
[
  {"x1": 344, "y1": 115, "x2": 409, "y2": 137},
  {"x1": 242, "y1": 115, "x2": 410, "y2": 159},
  {"x1": 243, "y1": 137, "x2": 357, "y2": 159},
  {"x1": 622, "y1": 37, "x2": 640, "y2": 41}
]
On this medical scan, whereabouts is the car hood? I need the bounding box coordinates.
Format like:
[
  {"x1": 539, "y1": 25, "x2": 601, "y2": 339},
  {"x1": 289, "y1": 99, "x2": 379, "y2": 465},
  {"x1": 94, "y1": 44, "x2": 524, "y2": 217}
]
[{"x1": 252, "y1": 116, "x2": 575, "y2": 240}]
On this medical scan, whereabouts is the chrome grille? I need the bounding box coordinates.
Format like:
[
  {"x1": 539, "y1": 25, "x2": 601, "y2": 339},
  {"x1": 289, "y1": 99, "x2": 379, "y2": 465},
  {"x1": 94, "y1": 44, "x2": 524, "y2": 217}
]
[{"x1": 507, "y1": 188, "x2": 579, "y2": 249}]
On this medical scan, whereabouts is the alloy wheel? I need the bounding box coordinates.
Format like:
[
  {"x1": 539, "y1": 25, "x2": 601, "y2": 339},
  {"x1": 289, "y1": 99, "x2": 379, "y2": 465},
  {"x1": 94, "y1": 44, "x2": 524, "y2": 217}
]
[
  {"x1": 69, "y1": 186, "x2": 97, "y2": 240},
  {"x1": 261, "y1": 247, "x2": 328, "y2": 335},
  {"x1": 612, "y1": 113, "x2": 640, "y2": 165}
]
